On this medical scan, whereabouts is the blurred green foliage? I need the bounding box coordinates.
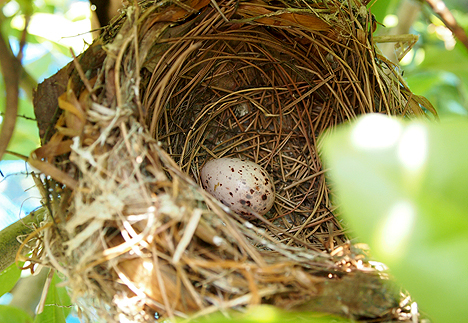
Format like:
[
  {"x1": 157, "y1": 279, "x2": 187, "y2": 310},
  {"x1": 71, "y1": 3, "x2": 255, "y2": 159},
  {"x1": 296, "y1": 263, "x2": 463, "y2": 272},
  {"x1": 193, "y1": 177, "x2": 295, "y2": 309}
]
[
  {"x1": 322, "y1": 114, "x2": 468, "y2": 323},
  {"x1": 404, "y1": 20, "x2": 468, "y2": 116}
]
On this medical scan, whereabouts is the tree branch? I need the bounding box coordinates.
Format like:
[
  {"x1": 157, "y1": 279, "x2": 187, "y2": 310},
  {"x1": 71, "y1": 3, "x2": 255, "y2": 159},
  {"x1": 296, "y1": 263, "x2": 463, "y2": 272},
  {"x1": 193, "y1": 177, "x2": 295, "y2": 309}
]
[
  {"x1": 0, "y1": 208, "x2": 45, "y2": 273},
  {"x1": 425, "y1": 0, "x2": 468, "y2": 51},
  {"x1": 0, "y1": 29, "x2": 22, "y2": 161}
]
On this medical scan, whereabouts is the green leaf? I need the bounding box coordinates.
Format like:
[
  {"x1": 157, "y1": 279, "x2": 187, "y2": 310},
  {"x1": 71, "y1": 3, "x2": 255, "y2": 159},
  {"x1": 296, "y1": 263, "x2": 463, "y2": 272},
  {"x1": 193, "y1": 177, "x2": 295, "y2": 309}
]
[
  {"x1": 33, "y1": 273, "x2": 71, "y2": 323},
  {"x1": 0, "y1": 263, "x2": 22, "y2": 297},
  {"x1": 322, "y1": 114, "x2": 468, "y2": 323},
  {"x1": 0, "y1": 305, "x2": 33, "y2": 323},
  {"x1": 184, "y1": 305, "x2": 351, "y2": 323}
]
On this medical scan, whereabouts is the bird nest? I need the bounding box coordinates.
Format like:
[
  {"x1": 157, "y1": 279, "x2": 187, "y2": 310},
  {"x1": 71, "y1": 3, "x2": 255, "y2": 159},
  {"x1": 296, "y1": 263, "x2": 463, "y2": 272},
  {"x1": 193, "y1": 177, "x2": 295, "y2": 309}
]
[{"x1": 26, "y1": 0, "x2": 432, "y2": 321}]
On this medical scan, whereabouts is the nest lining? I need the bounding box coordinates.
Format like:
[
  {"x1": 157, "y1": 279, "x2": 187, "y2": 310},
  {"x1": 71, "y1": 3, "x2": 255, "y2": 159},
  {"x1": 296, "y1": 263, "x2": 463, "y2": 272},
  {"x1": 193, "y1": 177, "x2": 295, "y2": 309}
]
[{"x1": 25, "y1": 0, "x2": 431, "y2": 321}]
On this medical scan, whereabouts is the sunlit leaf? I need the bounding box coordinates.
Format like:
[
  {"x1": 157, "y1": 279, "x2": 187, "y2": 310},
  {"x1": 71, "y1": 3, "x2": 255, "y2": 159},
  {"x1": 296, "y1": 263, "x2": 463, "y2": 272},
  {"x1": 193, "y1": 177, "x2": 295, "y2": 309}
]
[
  {"x1": 322, "y1": 114, "x2": 468, "y2": 323},
  {"x1": 0, "y1": 305, "x2": 33, "y2": 323},
  {"x1": 0, "y1": 263, "x2": 22, "y2": 297}
]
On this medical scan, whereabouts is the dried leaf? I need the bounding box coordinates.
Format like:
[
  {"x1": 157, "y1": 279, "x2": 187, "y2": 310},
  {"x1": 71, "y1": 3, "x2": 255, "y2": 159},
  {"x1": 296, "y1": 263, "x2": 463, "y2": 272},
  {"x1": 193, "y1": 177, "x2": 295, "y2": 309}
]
[
  {"x1": 28, "y1": 156, "x2": 78, "y2": 189},
  {"x1": 33, "y1": 139, "x2": 73, "y2": 159},
  {"x1": 58, "y1": 89, "x2": 86, "y2": 135},
  {"x1": 237, "y1": 4, "x2": 331, "y2": 31},
  {"x1": 151, "y1": 0, "x2": 211, "y2": 23}
]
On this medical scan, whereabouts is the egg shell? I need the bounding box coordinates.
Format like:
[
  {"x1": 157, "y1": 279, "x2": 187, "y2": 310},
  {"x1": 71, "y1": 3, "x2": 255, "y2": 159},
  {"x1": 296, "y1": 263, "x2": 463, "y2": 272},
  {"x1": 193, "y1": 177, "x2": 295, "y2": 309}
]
[{"x1": 200, "y1": 157, "x2": 275, "y2": 217}]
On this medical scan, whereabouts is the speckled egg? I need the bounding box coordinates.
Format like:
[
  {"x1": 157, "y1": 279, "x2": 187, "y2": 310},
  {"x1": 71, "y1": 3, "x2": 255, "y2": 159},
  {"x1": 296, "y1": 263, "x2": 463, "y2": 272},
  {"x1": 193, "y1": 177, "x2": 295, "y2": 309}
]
[{"x1": 200, "y1": 157, "x2": 275, "y2": 217}]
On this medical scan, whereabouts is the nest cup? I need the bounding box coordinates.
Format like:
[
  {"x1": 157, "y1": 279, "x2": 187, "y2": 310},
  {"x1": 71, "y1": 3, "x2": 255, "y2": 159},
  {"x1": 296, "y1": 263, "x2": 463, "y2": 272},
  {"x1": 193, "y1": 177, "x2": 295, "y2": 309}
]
[{"x1": 27, "y1": 0, "x2": 431, "y2": 321}]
